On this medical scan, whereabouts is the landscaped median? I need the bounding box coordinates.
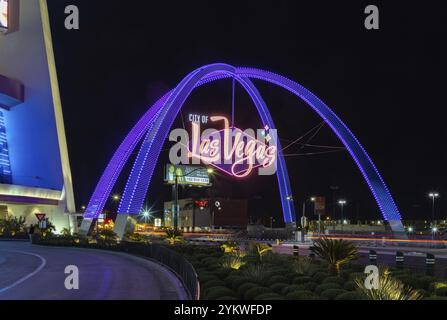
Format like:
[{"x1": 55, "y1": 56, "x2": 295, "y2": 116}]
[{"x1": 32, "y1": 230, "x2": 447, "y2": 300}]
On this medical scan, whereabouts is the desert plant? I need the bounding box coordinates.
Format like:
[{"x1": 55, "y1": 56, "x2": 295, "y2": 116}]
[
  {"x1": 221, "y1": 254, "x2": 246, "y2": 270},
  {"x1": 321, "y1": 288, "x2": 347, "y2": 300},
  {"x1": 241, "y1": 264, "x2": 271, "y2": 284},
  {"x1": 61, "y1": 228, "x2": 71, "y2": 237},
  {"x1": 285, "y1": 290, "x2": 317, "y2": 300},
  {"x1": 244, "y1": 286, "x2": 272, "y2": 300},
  {"x1": 0, "y1": 216, "x2": 26, "y2": 236},
  {"x1": 221, "y1": 241, "x2": 239, "y2": 254},
  {"x1": 310, "y1": 238, "x2": 358, "y2": 275},
  {"x1": 248, "y1": 242, "x2": 272, "y2": 262},
  {"x1": 164, "y1": 228, "x2": 184, "y2": 245},
  {"x1": 355, "y1": 268, "x2": 423, "y2": 300},
  {"x1": 124, "y1": 232, "x2": 145, "y2": 242},
  {"x1": 97, "y1": 228, "x2": 119, "y2": 245},
  {"x1": 291, "y1": 256, "x2": 316, "y2": 275}
]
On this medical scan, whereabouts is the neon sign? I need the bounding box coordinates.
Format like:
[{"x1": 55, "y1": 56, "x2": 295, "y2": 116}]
[{"x1": 169, "y1": 115, "x2": 278, "y2": 178}]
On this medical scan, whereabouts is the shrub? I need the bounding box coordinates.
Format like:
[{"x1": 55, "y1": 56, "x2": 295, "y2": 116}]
[
  {"x1": 164, "y1": 229, "x2": 184, "y2": 245},
  {"x1": 281, "y1": 285, "x2": 306, "y2": 295},
  {"x1": 221, "y1": 254, "x2": 246, "y2": 270},
  {"x1": 293, "y1": 276, "x2": 313, "y2": 285},
  {"x1": 312, "y1": 271, "x2": 330, "y2": 283},
  {"x1": 310, "y1": 238, "x2": 358, "y2": 275},
  {"x1": 291, "y1": 256, "x2": 316, "y2": 275},
  {"x1": 270, "y1": 283, "x2": 288, "y2": 293},
  {"x1": 423, "y1": 296, "x2": 447, "y2": 300},
  {"x1": 199, "y1": 274, "x2": 219, "y2": 283},
  {"x1": 302, "y1": 282, "x2": 318, "y2": 292},
  {"x1": 254, "y1": 293, "x2": 284, "y2": 300},
  {"x1": 285, "y1": 290, "x2": 317, "y2": 300},
  {"x1": 322, "y1": 276, "x2": 345, "y2": 286},
  {"x1": 248, "y1": 242, "x2": 273, "y2": 262},
  {"x1": 244, "y1": 287, "x2": 272, "y2": 300},
  {"x1": 216, "y1": 296, "x2": 238, "y2": 300},
  {"x1": 349, "y1": 272, "x2": 365, "y2": 282},
  {"x1": 225, "y1": 275, "x2": 246, "y2": 289},
  {"x1": 237, "y1": 283, "x2": 258, "y2": 297},
  {"x1": 315, "y1": 283, "x2": 341, "y2": 295},
  {"x1": 204, "y1": 286, "x2": 236, "y2": 300},
  {"x1": 435, "y1": 286, "x2": 447, "y2": 297},
  {"x1": 321, "y1": 289, "x2": 347, "y2": 300},
  {"x1": 202, "y1": 280, "x2": 226, "y2": 291},
  {"x1": 429, "y1": 281, "x2": 447, "y2": 293},
  {"x1": 343, "y1": 280, "x2": 357, "y2": 291},
  {"x1": 242, "y1": 264, "x2": 271, "y2": 284},
  {"x1": 267, "y1": 275, "x2": 289, "y2": 286},
  {"x1": 335, "y1": 291, "x2": 367, "y2": 300},
  {"x1": 356, "y1": 268, "x2": 423, "y2": 300},
  {"x1": 211, "y1": 268, "x2": 231, "y2": 279},
  {"x1": 221, "y1": 241, "x2": 239, "y2": 254}
]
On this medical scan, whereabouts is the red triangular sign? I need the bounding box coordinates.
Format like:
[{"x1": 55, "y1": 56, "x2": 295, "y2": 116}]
[{"x1": 35, "y1": 213, "x2": 46, "y2": 222}]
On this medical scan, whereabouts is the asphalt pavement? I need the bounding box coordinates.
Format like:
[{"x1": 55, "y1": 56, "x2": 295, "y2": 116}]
[{"x1": 0, "y1": 241, "x2": 188, "y2": 300}]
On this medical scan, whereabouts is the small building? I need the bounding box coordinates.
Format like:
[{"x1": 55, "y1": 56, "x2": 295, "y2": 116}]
[{"x1": 164, "y1": 198, "x2": 248, "y2": 231}]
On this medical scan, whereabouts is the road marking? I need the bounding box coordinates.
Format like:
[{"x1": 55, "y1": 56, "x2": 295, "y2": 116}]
[{"x1": 0, "y1": 251, "x2": 47, "y2": 294}]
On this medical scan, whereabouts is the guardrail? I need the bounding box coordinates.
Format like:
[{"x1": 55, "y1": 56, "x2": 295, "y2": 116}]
[{"x1": 119, "y1": 242, "x2": 200, "y2": 300}]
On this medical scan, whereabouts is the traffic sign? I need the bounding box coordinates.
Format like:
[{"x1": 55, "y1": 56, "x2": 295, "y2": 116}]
[{"x1": 35, "y1": 213, "x2": 46, "y2": 222}]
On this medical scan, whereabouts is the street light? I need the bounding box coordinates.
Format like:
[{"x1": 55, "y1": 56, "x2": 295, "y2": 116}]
[
  {"x1": 428, "y1": 192, "x2": 439, "y2": 224},
  {"x1": 310, "y1": 197, "x2": 321, "y2": 237},
  {"x1": 338, "y1": 200, "x2": 346, "y2": 233},
  {"x1": 112, "y1": 194, "x2": 120, "y2": 201}
]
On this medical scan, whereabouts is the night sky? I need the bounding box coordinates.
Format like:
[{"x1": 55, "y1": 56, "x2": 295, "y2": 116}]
[{"x1": 47, "y1": 0, "x2": 447, "y2": 224}]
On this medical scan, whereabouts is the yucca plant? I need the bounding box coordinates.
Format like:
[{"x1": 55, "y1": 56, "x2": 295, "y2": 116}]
[
  {"x1": 164, "y1": 228, "x2": 183, "y2": 245},
  {"x1": 355, "y1": 268, "x2": 423, "y2": 300},
  {"x1": 221, "y1": 253, "x2": 246, "y2": 270},
  {"x1": 310, "y1": 237, "x2": 358, "y2": 275},
  {"x1": 221, "y1": 241, "x2": 239, "y2": 254},
  {"x1": 248, "y1": 242, "x2": 273, "y2": 262}
]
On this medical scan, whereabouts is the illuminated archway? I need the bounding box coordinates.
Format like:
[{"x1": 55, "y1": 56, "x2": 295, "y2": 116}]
[{"x1": 83, "y1": 63, "x2": 405, "y2": 234}]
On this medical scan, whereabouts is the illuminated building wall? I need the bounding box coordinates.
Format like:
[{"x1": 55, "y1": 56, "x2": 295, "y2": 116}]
[
  {"x1": 0, "y1": 0, "x2": 76, "y2": 231},
  {"x1": 0, "y1": 111, "x2": 12, "y2": 184}
]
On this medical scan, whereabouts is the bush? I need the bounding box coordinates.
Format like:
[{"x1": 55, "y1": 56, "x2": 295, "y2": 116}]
[
  {"x1": 312, "y1": 272, "x2": 329, "y2": 283},
  {"x1": 335, "y1": 291, "x2": 367, "y2": 300},
  {"x1": 293, "y1": 276, "x2": 313, "y2": 285},
  {"x1": 204, "y1": 286, "x2": 236, "y2": 300},
  {"x1": 423, "y1": 296, "x2": 447, "y2": 300},
  {"x1": 270, "y1": 283, "x2": 288, "y2": 293},
  {"x1": 281, "y1": 285, "x2": 306, "y2": 295},
  {"x1": 302, "y1": 281, "x2": 318, "y2": 292},
  {"x1": 237, "y1": 283, "x2": 258, "y2": 297},
  {"x1": 202, "y1": 280, "x2": 226, "y2": 291},
  {"x1": 343, "y1": 280, "x2": 357, "y2": 291},
  {"x1": 322, "y1": 276, "x2": 345, "y2": 286},
  {"x1": 285, "y1": 290, "x2": 317, "y2": 300},
  {"x1": 267, "y1": 275, "x2": 289, "y2": 286},
  {"x1": 225, "y1": 275, "x2": 246, "y2": 289},
  {"x1": 254, "y1": 293, "x2": 284, "y2": 300},
  {"x1": 315, "y1": 283, "x2": 341, "y2": 295},
  {"x1": 396, "y1": 275, "x2": 437, "y2": 291},
  {"x1": 321, "y1": 289, "x2": 347, "y2": 300},
  {"x1": 348, "y1": 272, "x2": 365, "y2": 282},
  {"x1": 216, "y1": 296, "x2": 238, "y2": 300},
  {"x1": 199, "y1": 274, "x2": 219, "y2": 283},
  {"x1": 435, "y1": 286, "x2": 447, "y2": 297},
  {"x1": 244, "y1": 287, "x2": 272, "y2": 300}
]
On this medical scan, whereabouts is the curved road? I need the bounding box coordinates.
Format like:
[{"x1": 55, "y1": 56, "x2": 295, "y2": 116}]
[{"x1": 0, "y1": 242, "x2": 188, "y2": 300}]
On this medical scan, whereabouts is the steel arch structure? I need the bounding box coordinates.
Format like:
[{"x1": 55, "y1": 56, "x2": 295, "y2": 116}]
[{"x1": 83, "y1": 63, "x2": 405, "y2": 234}]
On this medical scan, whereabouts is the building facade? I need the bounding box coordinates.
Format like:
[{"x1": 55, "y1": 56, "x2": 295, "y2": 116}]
[{"x1": 0, "y1": 0, "x2": 76, "y2": 232}]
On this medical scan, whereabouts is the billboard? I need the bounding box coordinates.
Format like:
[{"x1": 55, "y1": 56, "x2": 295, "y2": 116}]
[
  {"x1": 164, "y1": 164, "x2": 211, "y2": 186},
  {"x1": 314, "y1": 197, "x2": 326, "y2": 216},
  {"x1": 0, "y1": 0, "x2": 8, "y2": 31}
]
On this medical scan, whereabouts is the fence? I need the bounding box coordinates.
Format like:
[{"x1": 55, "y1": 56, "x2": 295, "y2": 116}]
[{"x1": 119, "y1": 241, "x2": 200, "y2": 300}]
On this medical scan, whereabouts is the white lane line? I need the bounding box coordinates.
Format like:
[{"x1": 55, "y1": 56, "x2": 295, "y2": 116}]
[{"x1": 0, "y1": 251, "x2": 47, "y2": 294}]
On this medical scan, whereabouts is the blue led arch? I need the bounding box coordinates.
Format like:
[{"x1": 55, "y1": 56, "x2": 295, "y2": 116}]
[{"x1": 84, "y1": 63, "x2": 405, "y2": 234}]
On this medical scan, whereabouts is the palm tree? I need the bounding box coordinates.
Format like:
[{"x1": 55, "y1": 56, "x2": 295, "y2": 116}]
[
  {"x1": 310, "y1": 237, "x2": 358, "y2": 275},
  {"x1": 355, "y1": 267, "x2": 423, "y2": 300}
]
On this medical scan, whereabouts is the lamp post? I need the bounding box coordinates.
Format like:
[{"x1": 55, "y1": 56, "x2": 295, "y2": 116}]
[
  {"x1": 428, "y1": 192, "x2": 439, "y2": 226},
  {"x1": 172, "y1": 167, "x2": 214, "y2": 230},
  {"x1": 310, "y1": 197, "x2": 321, "y2": 237},
  {"x1": 338, "y1": 200, "x2": 346, "y2": 233}
]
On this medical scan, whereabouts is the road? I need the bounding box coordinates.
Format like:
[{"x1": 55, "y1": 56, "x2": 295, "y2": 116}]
[{"x1": 0, "y1": 241, "x2": 188, "y2": 300}]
